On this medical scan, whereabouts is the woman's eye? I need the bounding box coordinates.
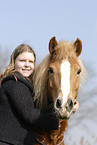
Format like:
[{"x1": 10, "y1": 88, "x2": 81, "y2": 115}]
[
  {"x1": 77, "y1": 69, "x2": 81, "y2": 75},
  {"x1": 49, "y1": 67, "x2": 54, "y2": 74},
  {"x1": 20, "y1": 60, "x2": 25, "y2": 62},
  {"x1": 29, "y1": 61, "x2": 34, "y2": 63}
]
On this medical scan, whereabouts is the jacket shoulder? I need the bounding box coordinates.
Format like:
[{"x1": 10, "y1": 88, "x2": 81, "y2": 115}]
[{"x1": 1, "y1": 72, "x2": 33, "y2": 91}]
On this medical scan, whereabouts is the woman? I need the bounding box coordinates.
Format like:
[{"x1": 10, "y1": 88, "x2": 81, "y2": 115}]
[{"x1": 0, "y1": 44, "x2": 59, "y2": 145}]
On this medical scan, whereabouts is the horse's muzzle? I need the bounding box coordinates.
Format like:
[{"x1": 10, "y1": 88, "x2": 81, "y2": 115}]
[{"x1": 54, "y1": 98, "x2": 79, "y2": 119}]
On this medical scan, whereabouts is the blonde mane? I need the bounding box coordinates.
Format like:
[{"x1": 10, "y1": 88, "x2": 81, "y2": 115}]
[
  {"x1": 33, "y1": 54, "x2": 51, "y2": 108},
  {"x1": 32, "y1": 40, "x2": 86, "y2": 109}
]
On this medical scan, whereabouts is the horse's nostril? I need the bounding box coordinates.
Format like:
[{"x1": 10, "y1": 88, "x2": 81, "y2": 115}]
[
  {"x1": 68, "y1": 99, "x2": 73, "y2": 109},
  {"x1": 56, "y1": 99, "x2": 62, "y2": 108}
]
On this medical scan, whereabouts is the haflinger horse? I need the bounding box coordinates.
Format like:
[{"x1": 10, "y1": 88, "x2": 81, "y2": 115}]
[{"x1": 32, "y1": 37, "x2": 85, "y2": 145}]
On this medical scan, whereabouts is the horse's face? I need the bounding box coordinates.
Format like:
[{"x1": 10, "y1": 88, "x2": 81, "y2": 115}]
[{"x1": 48, "y1": 37, "x2": 82, "y2": 119}]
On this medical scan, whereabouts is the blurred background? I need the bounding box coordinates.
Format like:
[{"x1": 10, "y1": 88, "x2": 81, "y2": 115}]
[{"x1": 0, "y1": 0, "x2": 97, "y2": 144}]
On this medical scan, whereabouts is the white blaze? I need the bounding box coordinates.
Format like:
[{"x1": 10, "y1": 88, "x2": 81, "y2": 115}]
[{"x1": 61, "y1": 60, "x2": 71, "y2": 105}]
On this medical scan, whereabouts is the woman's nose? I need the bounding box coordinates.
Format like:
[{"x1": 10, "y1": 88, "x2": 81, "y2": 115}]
[{"x1": 25, "y1": 61, "x2": 30, "y2": 67}]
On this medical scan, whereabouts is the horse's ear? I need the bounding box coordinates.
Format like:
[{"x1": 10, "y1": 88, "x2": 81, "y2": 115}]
[
  {"x1": 73, "y1": 38, "x2": 82, "y2": 56},
  {"x1": 49, "y1": 36, "x2": 58, "y2": 55}
]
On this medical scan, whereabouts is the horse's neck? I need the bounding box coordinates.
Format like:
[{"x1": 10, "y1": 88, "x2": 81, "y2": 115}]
[
  {"x1": 34, "y1": 120, "x2": 68, "y2": 145},
  {"x1": 46, "y1": 120, "x2": 68, "y2": 145}
]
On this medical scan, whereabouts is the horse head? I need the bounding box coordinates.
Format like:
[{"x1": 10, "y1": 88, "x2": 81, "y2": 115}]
[{"x1": 47, "y1": 37, "x2": 82, "y2": 119}]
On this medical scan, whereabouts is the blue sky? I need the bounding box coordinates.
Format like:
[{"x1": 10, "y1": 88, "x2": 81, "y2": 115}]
[{"x1": 0, "y1": 0, "x2": 97, "y2": 68}]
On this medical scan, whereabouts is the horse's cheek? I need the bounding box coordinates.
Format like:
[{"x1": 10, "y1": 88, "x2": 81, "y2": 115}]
[
  {"x1": 55, "y1": 76, "x2": 60, "y2": 90},
  {"x1": 49, "y1": 79, "x2": 53, "y2": 88},
  {"x1": 73, "y1": 85, "x2": 79, "y2": 100}
]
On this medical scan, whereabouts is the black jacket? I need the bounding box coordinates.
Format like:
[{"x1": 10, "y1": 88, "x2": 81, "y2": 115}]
[{"x1": 0, "y1": 72, "x2": 59, "y2": 145}]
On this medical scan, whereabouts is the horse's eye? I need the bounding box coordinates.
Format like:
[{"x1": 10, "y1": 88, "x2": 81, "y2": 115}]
[
  {"x1": 49, "y1": 67, "x2": 54, "y2": 74},
  {"x1": 77, "y1": 69, "x2": 81, "y2": 75}
]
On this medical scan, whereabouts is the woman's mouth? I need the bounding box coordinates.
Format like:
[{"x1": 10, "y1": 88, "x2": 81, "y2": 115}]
[{"x1": 22, "y1": 69, "x2": 31, "y2": 71}]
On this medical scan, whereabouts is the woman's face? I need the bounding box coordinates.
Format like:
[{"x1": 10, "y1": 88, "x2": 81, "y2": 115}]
[{"x1": 15, "y1": 52, "x2": 35, "y2": 77}]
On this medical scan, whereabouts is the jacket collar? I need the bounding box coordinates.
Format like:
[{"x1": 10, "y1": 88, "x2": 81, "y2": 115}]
[{"x1": 1, "y1": 72, "x2": 33, "y2": 93}]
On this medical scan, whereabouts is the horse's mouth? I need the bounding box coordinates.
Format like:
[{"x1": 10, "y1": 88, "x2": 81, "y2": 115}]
[{"x1": 56, "y1": 110, "x2": 72, "y2": 120}]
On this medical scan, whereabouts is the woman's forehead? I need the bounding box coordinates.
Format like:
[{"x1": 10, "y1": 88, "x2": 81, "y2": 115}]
[{"x1": 16, "y1": 52, "x2": 34, "y2": 60}]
